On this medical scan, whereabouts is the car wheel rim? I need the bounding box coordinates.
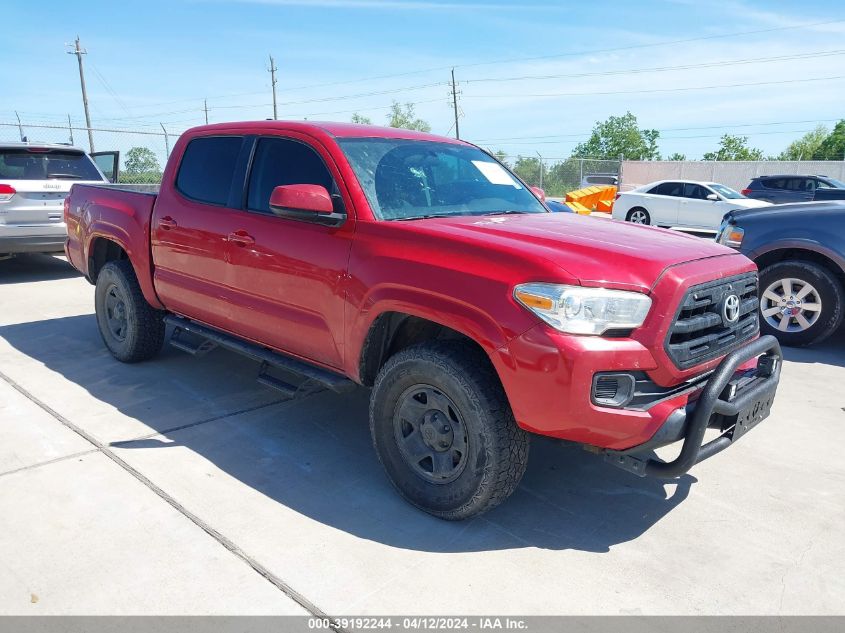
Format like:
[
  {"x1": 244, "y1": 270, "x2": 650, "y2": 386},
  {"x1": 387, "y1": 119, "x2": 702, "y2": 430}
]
[
  {"x1": 630, "y1": 210, "x2": 647, "y2": 224},
  {"x1": 104, "y1": 284, "x2": 129, "y2": 341},
  {"x1": 393, "y1": 384, "x2": 469, "y2": 485},
  {"x1": 760, "y1": 277, "x2": 822, "y2": 333}
]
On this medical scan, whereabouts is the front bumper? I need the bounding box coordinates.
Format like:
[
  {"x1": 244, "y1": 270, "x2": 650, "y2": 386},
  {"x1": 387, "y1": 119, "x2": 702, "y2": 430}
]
[{"x1": 603, "y1": 335, "x2": 781, "y2": 477}]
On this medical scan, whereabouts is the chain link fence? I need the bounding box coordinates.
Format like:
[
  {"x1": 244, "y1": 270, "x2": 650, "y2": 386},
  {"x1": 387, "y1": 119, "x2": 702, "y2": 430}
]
[
  {"x1": 621, "y1": 160, "x2": 845, "y2": 192},
  {"x1": 497, "y1": 155, "x2": 621, "y2": 198},
  {"x1": 0, "y1": 121, "x2": 183, "y2": 184}
]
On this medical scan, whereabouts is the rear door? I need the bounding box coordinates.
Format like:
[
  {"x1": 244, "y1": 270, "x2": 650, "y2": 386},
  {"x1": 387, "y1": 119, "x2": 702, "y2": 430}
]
[
  {"x1": 150, "y1": 135, "x2": 251, "y2": 332},
  {"x1": 643, "y1": 181, "x2": 683, "y2": 225},
  {"x1": 763, "y1": 177, "x2": 806, "y2": 203},
  {"x1": 224, "y1": 134, "x2": 356, "y2": 368}
]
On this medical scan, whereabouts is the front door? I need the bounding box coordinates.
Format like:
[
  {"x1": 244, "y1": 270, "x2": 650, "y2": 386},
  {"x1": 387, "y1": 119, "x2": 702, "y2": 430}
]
[{"x1": 225, "y1": 134, "x2": 356, "y2": 369}]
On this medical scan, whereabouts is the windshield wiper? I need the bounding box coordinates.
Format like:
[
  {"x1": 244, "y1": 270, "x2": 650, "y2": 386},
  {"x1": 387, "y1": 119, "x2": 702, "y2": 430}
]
[
  {"x1": 479, "y1": 210, "x2": 531, "y2": 216},
  {"x1": 391, "y1": 213, "x2": 455, "y2": 221}
]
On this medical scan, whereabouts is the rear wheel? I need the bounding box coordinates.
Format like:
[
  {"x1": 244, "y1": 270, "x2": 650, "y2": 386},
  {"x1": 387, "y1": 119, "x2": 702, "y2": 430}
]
[
  {"x1": 369, "y1": 340, "x2": 529, "y2": 520},
  {"x1": 758, "y1": 261, "x2": 843, "y2": 347},
  {"x1": 95, "y1": 260, "x2": 165, "y2": 362},
  {"x1": 626, "y1": 207, "x2": 650, "y2": 225}
]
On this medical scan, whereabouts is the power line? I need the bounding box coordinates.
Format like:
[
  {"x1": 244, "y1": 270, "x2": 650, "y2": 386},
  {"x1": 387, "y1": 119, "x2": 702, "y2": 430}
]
[
  {"x1": 462, "y1": 49, "x2": 845, "y2": 84},
  {"x1": 472, "y1": 119, "x2": 841, "y2": 143},
  {"x1": 454, "y1": 18, "x2": 845, "y2": 70},
  {"x1": 464, "y1": 75, "x2": 845, "y2": 100}
]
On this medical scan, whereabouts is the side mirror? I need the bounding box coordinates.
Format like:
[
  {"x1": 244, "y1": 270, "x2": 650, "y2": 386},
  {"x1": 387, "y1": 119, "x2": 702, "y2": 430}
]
[
  {"x1": 530, "y1": 186, "x2": 546, "y2": 202},
  {"x1": 270, "y1": 184, "x2": 333, "y2": 214},
  {"x1": 706, "y1": 193, "x2": 719, "y2": 201}
]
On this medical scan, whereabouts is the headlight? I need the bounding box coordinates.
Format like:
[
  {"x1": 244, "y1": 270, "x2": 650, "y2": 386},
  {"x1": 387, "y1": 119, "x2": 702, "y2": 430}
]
[
  {"x1": 717, "y1": 222, "x2": 744, "y2": 248},
  {"x1": 513, "y1": 283, "x2": 652, "y2": 335}
]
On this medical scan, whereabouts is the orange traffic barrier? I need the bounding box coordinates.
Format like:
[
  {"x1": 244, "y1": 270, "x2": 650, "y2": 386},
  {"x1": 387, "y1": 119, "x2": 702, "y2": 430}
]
[{"x1": 564, "y1": 185, "x2": 617, "y2": 214}]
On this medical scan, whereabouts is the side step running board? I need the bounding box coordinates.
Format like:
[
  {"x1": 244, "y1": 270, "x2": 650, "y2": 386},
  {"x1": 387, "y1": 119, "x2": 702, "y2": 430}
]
[{"x1": 164, "y1": 315, "x2": 356, "y2": 395}]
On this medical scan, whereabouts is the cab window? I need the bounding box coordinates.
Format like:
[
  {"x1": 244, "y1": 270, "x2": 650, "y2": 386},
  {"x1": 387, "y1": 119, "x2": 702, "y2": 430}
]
[{"x1": 246, "y1": 137, "x2": 337, "y2": 214}]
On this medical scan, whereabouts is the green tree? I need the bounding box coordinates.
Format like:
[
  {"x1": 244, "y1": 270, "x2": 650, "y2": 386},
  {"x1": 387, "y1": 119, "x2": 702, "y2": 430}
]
[
  {"x1": 121, "y1": 146, "x2": 162, "y2": 184},
  {"x1": 667, "y1": 152, "x2": 687, "y2": 161},
  {"x1": 778, "y1": 125, "x2": 829, "y2": 160},
  {"x1": 812, "y1": 120, "x2": 845, "y2": 160},
  {"x1": 702, "y1": 135, "x2": 763, "y2": 161},
  {"x1": 350, "y1": 113, "x2": 372, "y2": 125},
  {"x1": 571, "y1": 112, "x2": 661, "y2": 160},
  {"x1": 386, "y1": 101, "x2": 431, "y2": 132},
  {"x1": 490, "y1": 149, "x2": 509, "y2": 167}
]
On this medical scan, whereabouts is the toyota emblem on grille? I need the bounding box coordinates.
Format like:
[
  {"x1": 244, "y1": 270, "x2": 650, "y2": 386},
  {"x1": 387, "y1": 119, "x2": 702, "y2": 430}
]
[{"x1": 723, "y1": 294, "x2": 740, "y2": 323}]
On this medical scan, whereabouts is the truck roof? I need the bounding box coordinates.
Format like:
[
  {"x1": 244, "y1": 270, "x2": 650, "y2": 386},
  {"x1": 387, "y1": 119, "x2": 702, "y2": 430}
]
[{"x1": 186, "y1": 120, "x2": 468, "y2": 145}]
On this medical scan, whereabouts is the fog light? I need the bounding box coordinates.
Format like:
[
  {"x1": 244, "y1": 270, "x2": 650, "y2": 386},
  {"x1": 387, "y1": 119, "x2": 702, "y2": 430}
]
[{"x1": 592, "y1": 373, "x2": 636, "y2": 408}]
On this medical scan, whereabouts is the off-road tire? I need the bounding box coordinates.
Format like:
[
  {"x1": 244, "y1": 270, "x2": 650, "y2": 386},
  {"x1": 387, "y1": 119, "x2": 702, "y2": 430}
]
[
  {"x1": 758, "y1": 260, "x2": 843, "y2": 347},
  {"x1": 370, "y1": 340, "x2": 529, "y2": 520},
  {"x1": 95, "y1": 260, "x2": 165, "y2": 362}
]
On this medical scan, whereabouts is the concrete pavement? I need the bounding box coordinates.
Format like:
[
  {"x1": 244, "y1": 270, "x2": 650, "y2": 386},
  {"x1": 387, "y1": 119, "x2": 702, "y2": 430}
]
[{"x1": 1, "y1": 254, "x2": 843, "y2": 615}]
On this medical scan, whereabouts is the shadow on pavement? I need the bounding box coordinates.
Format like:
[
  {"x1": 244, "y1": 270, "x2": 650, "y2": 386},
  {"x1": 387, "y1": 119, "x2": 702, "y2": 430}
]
[
  {"x1": 0, "y1": 254, "x2": 81, "y2": 284},
  {"x1": 0, "y1": 314, "x2": 709, "y2": 553},
  {"x1": 780, "y1": 329, "x2": 845, "y2": 369}
]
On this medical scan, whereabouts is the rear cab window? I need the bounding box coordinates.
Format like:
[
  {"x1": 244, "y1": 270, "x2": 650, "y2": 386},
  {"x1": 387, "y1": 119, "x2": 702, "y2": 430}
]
[
  {"x1": 176, "y1": 136, "x2": 245, "y2": 206},
  {"x1": 0, "y1": 148, "x2": 103, "y2": 181}
]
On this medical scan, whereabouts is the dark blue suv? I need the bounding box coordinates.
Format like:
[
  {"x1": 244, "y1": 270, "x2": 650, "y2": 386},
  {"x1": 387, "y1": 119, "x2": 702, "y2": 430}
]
[
  {"x1": 718, "y1": 201, "x2": 845, "y2": 346},
  {"x1": 742, "y1": 174, "x2": 845, "y2": 204}
]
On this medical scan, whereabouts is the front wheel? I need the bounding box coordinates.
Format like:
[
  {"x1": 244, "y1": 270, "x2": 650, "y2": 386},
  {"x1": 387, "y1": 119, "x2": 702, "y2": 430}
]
[
  {"x1": 369, "y1": 341, "x2": 529, "y2": 520},
  {"x1": 759, "y1": 261, "x2": 843, "y2": 347},
  {"x1": 95, "y1": 260, "x2": 165, "y2": 362},
  {"x1": 626, "y1": 207, "x2": 650, "y2": 224}
]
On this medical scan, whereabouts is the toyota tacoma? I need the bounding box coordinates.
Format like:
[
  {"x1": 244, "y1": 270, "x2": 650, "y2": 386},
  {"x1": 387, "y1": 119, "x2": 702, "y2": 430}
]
[{"x1": 64, "y1": 121, "x2": 782, "y2": 519}]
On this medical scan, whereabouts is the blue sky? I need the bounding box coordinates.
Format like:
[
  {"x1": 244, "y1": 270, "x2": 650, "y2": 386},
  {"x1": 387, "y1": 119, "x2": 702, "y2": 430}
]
[{"x1": 2, "y1": 0, "x2": 844, "y2": 160}]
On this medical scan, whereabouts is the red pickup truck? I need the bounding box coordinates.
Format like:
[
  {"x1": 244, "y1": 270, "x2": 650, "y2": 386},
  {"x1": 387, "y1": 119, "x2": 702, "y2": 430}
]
[{"x1": 65, "y1": 121, "x2": 782, "y2": 519}]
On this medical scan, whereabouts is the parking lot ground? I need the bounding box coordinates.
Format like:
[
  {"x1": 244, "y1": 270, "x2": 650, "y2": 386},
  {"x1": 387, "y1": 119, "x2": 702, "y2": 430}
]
[{"x1": 1, "y1": 254, "x2": 844, "y2": 615}]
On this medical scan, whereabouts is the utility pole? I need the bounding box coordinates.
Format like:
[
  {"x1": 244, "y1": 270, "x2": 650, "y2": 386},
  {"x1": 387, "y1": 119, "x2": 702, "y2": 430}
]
[
  {"x1": 67, "y1": 36, "x2": 94, "y2": 152},
  {"x1": 450, "y1": 68, "x2": 460, "y2": 140},
  {"x1": 268, "y1": 55, "x2": 278, "y2": 120},
  {"x1": 204, "y1": 99, "x2": 209, "y2": 125},
  {"x1": 14, "y1": 111, "x2": 24, "y2": 141},
  {"x1": 536, "y1": 151, "x2": 543, "y2": 190}
]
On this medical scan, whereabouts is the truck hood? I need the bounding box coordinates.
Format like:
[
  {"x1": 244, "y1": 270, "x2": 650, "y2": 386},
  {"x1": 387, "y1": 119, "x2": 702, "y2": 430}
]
[{"x1": 411, "y1": 213, "x2": 740, "y2": 292}]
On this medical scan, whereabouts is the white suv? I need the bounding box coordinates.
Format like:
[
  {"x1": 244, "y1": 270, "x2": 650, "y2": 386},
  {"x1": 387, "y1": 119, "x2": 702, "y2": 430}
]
[{"x1": 0, "y1": 143, "x2": 116, "y2": 258}]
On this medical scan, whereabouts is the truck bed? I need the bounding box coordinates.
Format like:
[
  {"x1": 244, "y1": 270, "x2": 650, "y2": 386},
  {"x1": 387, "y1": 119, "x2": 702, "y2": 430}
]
[{"x1": 64, "y1": 183, "x2": 160, "y2": 307}]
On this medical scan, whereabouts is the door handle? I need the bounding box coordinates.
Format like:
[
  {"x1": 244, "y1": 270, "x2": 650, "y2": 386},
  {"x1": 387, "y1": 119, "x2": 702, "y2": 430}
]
[
  {"x1": 158, "y1": 216, "x2": 177, "y2": 230},
  {"x1": 227, "y1": 230, "x2": 255, "y2": 247}
]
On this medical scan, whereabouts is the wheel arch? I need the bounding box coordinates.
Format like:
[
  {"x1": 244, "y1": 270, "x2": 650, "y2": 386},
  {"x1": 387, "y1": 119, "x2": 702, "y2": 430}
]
[
  {"x1": 86, "y1": 233, "x2": 164, "y2": 309},
  {"x1": 358, "y1": 311, "x2": 498, "y2": 388},
  {"x1": 753, "y1": 245, "x2": 845, "y2": 285}
]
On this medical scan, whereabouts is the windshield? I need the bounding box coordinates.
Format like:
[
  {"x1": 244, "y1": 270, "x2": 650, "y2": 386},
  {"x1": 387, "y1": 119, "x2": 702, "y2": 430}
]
[
  {"x1": 822, "y1": 178, "x2": 845, "y2": 188},
  {"x1": 709, "y1": 183, "x2": 745, "y2": 199},
  {"x1": 0, "y1": 148, "x2": 103, "y2": 181},
  {"x1": 338, "y1": 138, "x2": 547, "y2": 220}
]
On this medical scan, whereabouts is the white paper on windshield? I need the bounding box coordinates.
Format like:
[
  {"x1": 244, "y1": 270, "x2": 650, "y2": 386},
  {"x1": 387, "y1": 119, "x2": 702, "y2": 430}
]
[{"x1": 472, "y1": 160, "x2": 522, "y2": 188}]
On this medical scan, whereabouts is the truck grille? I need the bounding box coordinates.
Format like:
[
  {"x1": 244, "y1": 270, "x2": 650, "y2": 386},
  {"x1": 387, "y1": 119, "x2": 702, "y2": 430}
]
[{"x1": 665, "y1": 272, "x2": 759, "y2": 370}]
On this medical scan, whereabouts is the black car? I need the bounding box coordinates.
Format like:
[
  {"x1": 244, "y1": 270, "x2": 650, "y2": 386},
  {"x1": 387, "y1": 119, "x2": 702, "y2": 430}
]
[
  {"x1": 741, "y1": 174, "x2": 845, "y2": 204},
  {"x1": 717, "y1": 201, "x2": 845, "y2": 346}
]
